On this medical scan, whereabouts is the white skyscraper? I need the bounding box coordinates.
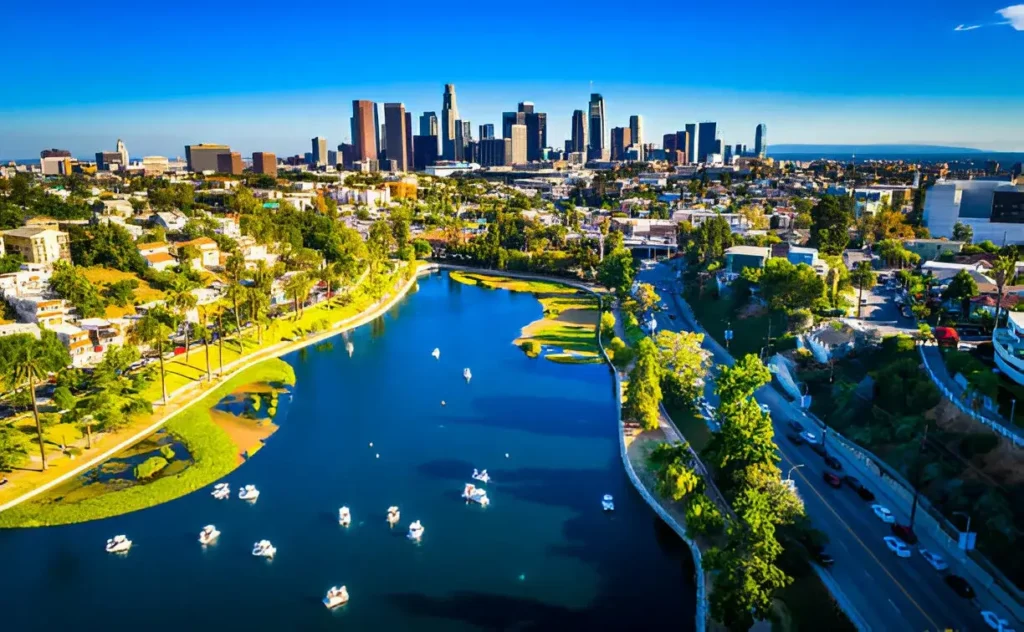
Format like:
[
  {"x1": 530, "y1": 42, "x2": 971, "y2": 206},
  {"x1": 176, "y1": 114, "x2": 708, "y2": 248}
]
[{"x1": 116, "y1": 139, "x2": 129, "y2": 166}]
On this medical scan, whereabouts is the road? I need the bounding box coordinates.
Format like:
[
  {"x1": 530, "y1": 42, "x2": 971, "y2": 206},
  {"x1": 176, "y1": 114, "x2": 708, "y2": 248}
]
[{"x1": 640, "y1": 263, "x2": 996, "y2": 632}]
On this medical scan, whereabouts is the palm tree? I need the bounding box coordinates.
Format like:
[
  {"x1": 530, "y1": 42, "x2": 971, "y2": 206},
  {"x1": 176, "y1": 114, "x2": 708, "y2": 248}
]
[
  {"x1": 246, "y1": 260, "x2": 274, "y2": 345},
  {"x1": 991, "y1": 255, "x2": 1016, "y2": 328},
  {"x1": 850, "y1": 261, "x2": 877, "y2": 319},
  {"x1": 10, "y1": 344, "x2": 50, "y2": 470},
  {"x1": 130, "y1": 313, "x2": 173, "y2": 405},
  {"x1": 319, "y1": 262, "x2": 340, "y2": 306},
  {"x1": 284, "y1": 273, "x2": 315, "y2": 318},
  {"x1": 225, "y1": 252, "x2": 247, "y2": 337},
  {"x1": 196, "y1": 304, "x2": 216, "y2": 382},
  {"x1": 166, "y1": 289, "x2": 198, "y2": 361}
]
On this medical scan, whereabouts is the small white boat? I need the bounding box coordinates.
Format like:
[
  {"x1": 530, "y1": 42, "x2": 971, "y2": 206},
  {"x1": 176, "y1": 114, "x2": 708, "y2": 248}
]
[
  {"x1": 212, "y1": 483, "x2": 230, "y2": 500},
  {"x1": 239, "y1": 484, "x2": 260, "y2": 502},
  {"x1": 471, "y1": 469, "x2": 491, "y2": 484},
  {"x1": 252, "y1": 539, "x2": 276, "y2": 558},
  {"x1": 199, "y1": 524, "x2": 220, "y2": 545},
  {"x1": 602, "y1": 494, "x2": 615, "y2": 511},
  {"x1": 346, "y1": 341, "x2": 354, "y2": 357},
  {"x1": 387, "y1": 506, "x2": 400, "y2": 525},
  {"x1": 463, "y1": 367, "x2": 472, "y2": 381},
  {"x1": 323, "y1": 585, "x2": 350, "y2": 609},
  {"x1": 432, "y1": 348, "x2": 440, "y2": 360},
  {"x1": 462, "y1": 483, "x2": 490, "y2": 506},
  {"x1": 338, "y1": 506, "x2": 352, "y2": 527},
  {"x1": 105, "y1": 535, "x2": 132, "y2": 554},
  {"x1": 407, "y1": 520, "x2": 424, "y2": 541}
]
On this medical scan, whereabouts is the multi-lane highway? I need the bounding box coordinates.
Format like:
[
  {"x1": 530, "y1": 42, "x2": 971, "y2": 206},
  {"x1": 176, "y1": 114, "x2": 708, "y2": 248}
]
[{"x1": 639, "y1": 262, "x2": 1011, "y2": 632}]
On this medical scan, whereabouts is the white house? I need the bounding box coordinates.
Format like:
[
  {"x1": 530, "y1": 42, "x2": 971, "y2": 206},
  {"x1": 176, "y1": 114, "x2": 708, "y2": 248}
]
[{"x1": 150, "y1": 211, "x2": 188, "y2": 232}]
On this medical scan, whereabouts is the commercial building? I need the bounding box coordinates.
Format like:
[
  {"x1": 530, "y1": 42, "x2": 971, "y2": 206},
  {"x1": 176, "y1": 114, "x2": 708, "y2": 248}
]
[
  {"x1": 252, "y1": 152, "x2": 277, "y2": 177},
  {"x1": 351, "y1": 100, "x2": 378, "y2": 163},
  {"x1": 510, "y1": 124, "x2": 527, "y2": 165},
  {"x1": 663, "y1": 133, "x2": 678, "y2": 154},
  {"x1": 478, "y1": 138, "x2": 512, "y2": 167},
  {"x1": 216, "y1": 152, "x2": 243, "y2": 175},
  {"x1": 610, "y1": 127, "x2": 632, "y2": 161},
  {"x1": 40, "y1": 156, "x2": 72, "y2": 175},
  {"x1": 40, "y1": 148, "x2": 71, "y2": 159},
  {"x1": 685, "y1": 123, "x2": 697, "y2": 164},
  {"x1": 95, "y1": 151, "x2": 123, "y2": 171},
  {"x1": 587, "y1": 93, "x2": 606, "y2": 161},
  {"x1": 420, "y1": 112, "x2": 438, "y2": 137},
  {"x1": 441, "y1": 84, "x2": 459, "y2": 161},
  {"x1": 311, "y1": 137, "x2": 328, "y2": 167},
  {"x1": 384, "y1": 103, "x2": 409, "y2": 172},
  {"x1": 629, "y1": 115, "x2": 643, "y2": 148},
  {"x1": 1, "y1": 227, "x2": 71, "y2": 265},
  {"x1": 570, "y1": 110, "x2": 587, "y2": 153},
  {"x1": 479, "y1": 124, "x2": 494, "y2": 140},
  {"x1": 141, "y1": 156, "x2": 169, "y2": 175},
  {"x1": 413, "y1": 135, "x2": 438, "y2": 171},
  {"x1": 697, "y1": 122, "x2": 718, "y2": 163},
  {"x1": 923, "y1": 179, "x2": 1024, "y2": 243},
  {"x1": 755, "y1": 123, "x2": 768, "y2": 158},
  {"x1": 503, "y1": 110, "x2": 525, "y2": 139},
  {"x1": 185, "y1": 144, "x2": 230, "y2": 173},
  {"x1": 404, "y1": 112, "x2": 414, "y2": 172},
  {"x1": 454, "y1": 119, "x2": 470, "y2": 161}
]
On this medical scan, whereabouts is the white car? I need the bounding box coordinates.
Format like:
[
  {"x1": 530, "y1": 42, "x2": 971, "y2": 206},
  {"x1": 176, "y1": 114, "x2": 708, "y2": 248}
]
[
  {"x1": 982, "y1": 610, "x2": 1015, "y2": 631},
  {"x1": 918, "y1": 548, "x2": 948, "y2": 571},
  {"x1": 884, "y1": 536, "x2": 911, "y2": 558},
  {"x1": 799, "y1": 431, "x2": 819, "y2": 445},
  {"x1": 872, "y1": 504, "x2": 896, "y2": 524},
  {"x1": 759, "y1": 404, "x2": 771, "y2": 415}
]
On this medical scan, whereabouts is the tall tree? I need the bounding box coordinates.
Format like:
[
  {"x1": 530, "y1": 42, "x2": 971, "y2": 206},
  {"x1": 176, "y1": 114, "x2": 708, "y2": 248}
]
[
  {"x1": 284, "y1": 273, "x2": 315, "y2": 318},
  {"x1": 633, "y1": 282, "x2": 661, "y2": 315},
  {"x1": 943, "y1": 269, "x2": 979, "y2": 316},
  {"x1": 991, "y1": 255, "x2": 1016, "y2": 327},
  {"x1": 624, "y1": 338, "x2": 663, "y2": 431},
  {"x1": 655, "y1": 330, "x2": 711, "y2": 409},
  {"x1": 130, "y1": 313, "x2": 173, "y2": 405},
  {"x1": 165, "y1": 289, "x2": 198, "y2": 360},
  {"x1": 224, "y1": 252, "x2": 247, "y2": 337},
  {"x1": 810, "y1": 195, "x2": 853, "y2": 256},
  {"x1": 598, "y1": 248, "x2": 636, "y2": 298},
  {"x1": 4, "y1": 334, "x2": 70, "y2": 470},
  {"x1": 850, "y1": 261, "x2": 878, "y2": 318},
  {"x1": 952, "y1": 221, "x2": 974, "y2": 244}
]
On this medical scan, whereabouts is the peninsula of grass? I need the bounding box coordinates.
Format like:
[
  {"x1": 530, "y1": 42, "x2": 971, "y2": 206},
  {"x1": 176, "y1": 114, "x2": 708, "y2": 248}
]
[
  {"x1": 448, "y1": 270, "x2": 601, "y2": 363},
  {"x1": 0, "y1": 359, "x2": 295, "y2": 528}
]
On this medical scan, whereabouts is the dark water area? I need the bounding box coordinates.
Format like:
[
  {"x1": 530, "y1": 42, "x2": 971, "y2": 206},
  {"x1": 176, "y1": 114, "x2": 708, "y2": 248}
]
[
  {"x1": 0, "y1": 270, "x2": 696, "y2": 631},
  {"x1": 769, "y1": 151, "x2": 1024, "y2": 166}
]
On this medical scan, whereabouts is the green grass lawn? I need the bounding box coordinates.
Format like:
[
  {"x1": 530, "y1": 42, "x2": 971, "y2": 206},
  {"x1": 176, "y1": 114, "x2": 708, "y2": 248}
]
[
  {"x1": 685, "y1": 283, "x2": 787, "y2": 361},
  {"x1": 0, "y1": 359, "x2": 296, "y2": 528}
]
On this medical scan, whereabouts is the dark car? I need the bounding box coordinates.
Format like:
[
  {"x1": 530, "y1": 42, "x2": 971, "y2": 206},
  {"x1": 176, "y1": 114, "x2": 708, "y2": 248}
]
[
  {"x1": 823, "y1": 472, "x2": 842, "y2": 488},
  {"x1": 891, "y1": 523, "x2": 918, "y2": 545},
  {"x1": 944, "y1": 575, "x2": 975, "y2": 600},
  {"x1": 786, "y1": 433, "x2": 805, "y2": 445},
  {"x1": 788, "y1": 420, "x2": 804, "y2": 433},
  {"x1": 810, "y1": 442, "x2": 827, "y2": 457},
  {"x1": 842, "y1": 475, "x2": 876, "y2": 501},
  {"x1": 824, "y1": 455, "x2": 842, "y2": 471},
  {"x1": 669, "y1": 314, "x2": 676, "y2": 320},
  {"x1": 814, "y1": 550, "x2": 835, "y2": 567}
]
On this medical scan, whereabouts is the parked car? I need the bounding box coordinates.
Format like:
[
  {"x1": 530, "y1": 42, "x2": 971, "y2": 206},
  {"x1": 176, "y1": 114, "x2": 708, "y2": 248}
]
[
  {"x1": 668, "y1": 314, "x2": 676, "y2": 320},
  {"x1": 823, "y1": 472, "x2": 842, "y2": 488},
  {"x1": 799, "y1": 431, "x2": 819, "y2": 444},
  {"x1": 823, "y1": 455, "x2": 842, "y2": 470},
  {"x1": 809, "y1": 442, "x2": 827, "y2": 457},
  {"x1": 891, "y1": 523, "x2": 918, "y2": 545},
  {"x1": 945, "y1": 575, "x2": 976, "y2": 600},
  {"x1": 786, "y1": 433, "x2": 805, "y2": 445},
  {"x1": 872, "y1": 504, "x2": 896, "y2": 524},
  {"x1": 842, "y1": 475, "x2": 875, "y2": 501},
  {"x1": 918, "y1": 548, "x2": 948, "y2": 571},
  {"x1": 884, "y1": 536, "x2": 911, "y2": 558},
  {"x1": 788, "y1": 420, "x2": 804, "y2": 433},
  {"x1": 759, "y1": 403, "x2": 771, "y2": 415},
  {"x1": 813, "y1": 549, "x2": 835, "y2": 567}
]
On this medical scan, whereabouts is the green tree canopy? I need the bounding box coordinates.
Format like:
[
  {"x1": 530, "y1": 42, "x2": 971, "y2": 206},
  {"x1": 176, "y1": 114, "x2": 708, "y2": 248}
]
[
  {"x1": 624, "y1": 338, "x2": 663, "y2": 430},
  {"x1": 810, "y1": 195, "x2": 854, "y2": 256},
  {"x1": 758, "y1": 258, "x2": 825, "y2": 312}
]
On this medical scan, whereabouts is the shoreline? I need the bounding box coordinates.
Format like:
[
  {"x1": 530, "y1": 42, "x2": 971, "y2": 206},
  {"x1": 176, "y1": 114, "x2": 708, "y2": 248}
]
[{"x1": 0, "y1": 264, "x2": 426, "y2": 519}]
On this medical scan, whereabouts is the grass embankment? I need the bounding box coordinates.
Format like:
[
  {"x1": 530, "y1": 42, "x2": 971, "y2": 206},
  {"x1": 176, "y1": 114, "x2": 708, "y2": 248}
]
[
  {"x1": 685, "y1": 281, "x2": 789, "y2": 359},
  {"x1": 81, "y1": 266, "x2": 165, "y2": 319},
  {"x1": 0, "y1": 360, "x2": 295, "y2": 527},
  {"x1": 448, "y1": 271, "x2": 601, "y2": 363}
]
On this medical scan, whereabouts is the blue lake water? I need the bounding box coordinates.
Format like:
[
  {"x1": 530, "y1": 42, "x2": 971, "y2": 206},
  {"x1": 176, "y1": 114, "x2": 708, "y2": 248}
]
[{"x1": 0, "y1": 270, "x2": 696, "y2": 631}]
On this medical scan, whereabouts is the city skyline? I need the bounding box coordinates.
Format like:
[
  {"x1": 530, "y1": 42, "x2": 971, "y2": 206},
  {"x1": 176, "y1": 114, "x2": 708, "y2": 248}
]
[{"x1": 2, "y1": 2, "x2": 1023, "y2": 158}]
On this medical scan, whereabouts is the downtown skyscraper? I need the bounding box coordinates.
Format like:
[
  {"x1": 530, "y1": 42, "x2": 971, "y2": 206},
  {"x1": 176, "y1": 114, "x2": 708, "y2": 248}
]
[
  {"x1": 629, "y1": 115, "x2": 643, "y2": 148},
  {"x1": 441, "y1": 84, "x2": 459, "y2": 161},
  {"x1": 755, "y1": 123, "x2": 768, "y2": 158},
  {"x1": 587, "y1": 93, "x2": 605, "y2": 161},
  {"x1": 384, "y1": 103, "x2": 409, "y2": 172},
  {"x1": 420, "y1": 112, "x2": 438, "y2": 137},
  {"x1": 311, "y1": 137, "x2": 328, "y2": 167},
  {"x1": 570, "y1": 110, "x2": 587, "y2": 154},
  {"x1": 685, "y1": 123, "x2": 696, "y2": 165},
  {"x1": 697, "y1": 121, "x2": 718, "y2": 163},
  {"x1": 351, "y1": 100, "x2": 378, "y2": 162}
]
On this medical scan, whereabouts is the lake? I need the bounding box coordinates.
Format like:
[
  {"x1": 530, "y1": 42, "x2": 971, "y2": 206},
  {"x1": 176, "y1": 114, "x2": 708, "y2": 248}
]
[{"x1": 0, "y1": 270, "x2": 696, "y2": 631}]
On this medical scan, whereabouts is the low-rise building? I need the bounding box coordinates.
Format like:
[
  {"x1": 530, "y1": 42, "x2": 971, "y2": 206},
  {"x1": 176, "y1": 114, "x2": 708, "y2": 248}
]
[
  {"x1": 993, "y1": 312, "x2": 1024, "y2": 386},
  {"x1": 175, "y1": 237, "x2": 220, "y2": 268},
  {"x1": 5, "y1": 294, "x2": 72, "y2": 327},
  {"x1": 0, "y1": 322, "x2": 42, "y2": 339},
  {"x1": 903, "y1": 239, "x2": 964, "y2": 261},
  {"x1": 150, "y1": 211, "x2": 188, "y2": 232},
  {"x1": 78, "y1": 317, "x2": 128, "y2": 350},
  {"x1": 49, "y1": 322, "x2": 96, "y2": 367},
  {"x1": 1, "y1": 227, "x2": 71, "y2": 265},
  {"x1": 725, "y1": 245, "x2": 771, "y2": 272}
]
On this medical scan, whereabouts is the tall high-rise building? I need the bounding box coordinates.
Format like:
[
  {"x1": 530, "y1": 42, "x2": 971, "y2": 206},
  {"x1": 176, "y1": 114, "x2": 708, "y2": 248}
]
[
  {"x1": 724, "y1": 144, "x2": 733, "y2": 163},
  {"x1": 510, "y1": 124, "x2": 527, "y2": 164},
  {"x1": 524, "y1": 110, "x2": 547, "y2": 162},
  {"x1": 610, "y1": 127, "x2": 632, "y2": 161},
  {"x1": 697, "y1": 122, "x2": 718, "y2": 163},
  {"x1": 714, "y1": 139, "x2": 723, "y2": 156},
  {"x1": 40, "y1": 148, "x2": 71, "y2": 159},
  {"x1": 479, "y1": 124, "x2": 495, "y2": 140},
  {"x1": 734, "y1": 143, "x2": 743, "y2": 157},
  {"x1": 629, "y1": 116, "x2": 643, "y2": 149},
  {"x1": 384, "y1": 103, "x2": 409, "y2": 171},
  {"x1": 252, "y1": 152, "x2": 277, "y2": 177},
  {"x1": 755, "y1": 123, "x2": 768, "y2": 158},
  {"x1": 420, "y1": 112, "x2": 438, "y2": 136},
  {"x1": 479, "y1": 138, "x2": 512, "y2": 167},
  {"x1": 351, "y1": 100, "x2": 378, "y2": 162},
  {"x1": 405, "y1": 111, "x2": 415, "y2": 171},
  {"x1": 216, "y1": 152, "x2": 243, "y2": 175},
  {"x1": 185, "y1": 144, "x2": 230, "y2": 172},
  {"x1": 663, "y1": 133, "x2": 678, "y2": 153},
  {"x1": 502, "y1": 111, "x2": 525, "y2": 139},
  {"x1": 676, "y1": 131, "x2": 690, "y2": 164},
  {"x1": 518, "y1": 102, "x2": 535, "y2": 114},
  {"x1": 413, "y1": 136, "x2": 439, "y2": 171},
  {"x1": 441, "y1": 84, "x2": 459, "y2": 160},
  {"x1": 685, "y1": 123, "x2": 697, "y2": 165},
  {"x1": 570, "y1": 110, "x2": 588, "y2": 153},
  {"x1": 454, "y1": 119, "x2": 470, "y2": 161},
  {"x1": 587, "y1": 93, "x2": 605, "y2": 161},
  {"x1": 311, "y1": 137, "x2": 328, "y2": 167},
  {"x1": 116, "y1": 139, "x2": 129, "y2": 166}
]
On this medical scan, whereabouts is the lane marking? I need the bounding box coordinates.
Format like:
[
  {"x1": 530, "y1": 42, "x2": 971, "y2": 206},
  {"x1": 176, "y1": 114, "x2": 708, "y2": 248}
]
[{"x1": 889, "y1": 598, "x2": 902, "y2": 614}]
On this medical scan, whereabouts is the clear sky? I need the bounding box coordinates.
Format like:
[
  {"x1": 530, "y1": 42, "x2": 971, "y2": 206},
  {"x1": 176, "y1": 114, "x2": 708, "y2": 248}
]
[{"x1": 2, "y1": 0, "x2": 1022, "y2": 159}]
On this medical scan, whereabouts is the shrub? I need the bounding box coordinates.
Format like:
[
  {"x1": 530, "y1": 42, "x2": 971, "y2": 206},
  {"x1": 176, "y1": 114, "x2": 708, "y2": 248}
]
[
  {"x1": 600, "y1": 311, "x2": 617, "y2": 339},
  {"x1": 134, "y1": 456, "x2": 169, "y2": 479},
  {"x1": 521, "y1": 340, "x2": 542, "y2": 358},
  {"x1": 159, "y1": 445, "x2": 175, "y2": 460},
  {"x1": 685, "y1": 492, "x2": 724, "y2": 536}
]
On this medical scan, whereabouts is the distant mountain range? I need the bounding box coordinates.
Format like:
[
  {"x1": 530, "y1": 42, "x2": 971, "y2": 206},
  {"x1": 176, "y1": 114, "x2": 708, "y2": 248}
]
[{"x1": 767, "y1": 144, "x2": 984, "y2": 155}]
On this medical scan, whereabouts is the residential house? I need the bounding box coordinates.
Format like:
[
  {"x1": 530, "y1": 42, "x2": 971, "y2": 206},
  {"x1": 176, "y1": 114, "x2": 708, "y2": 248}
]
[
  {"x1": 724, "y1": 246, "x2": 771, "y2": 273},
  {"x1": 804, "y1": 323, "x2": 857, "y2": 363},
  {"x1": 904, "y1": 239, "x2": 964, "y2": 261},
  {"x1": 993, "y1": 312, "x2": 1024, "y2": 385},
  {"x1": 0, "y1": 322, "x2": 41, "y2": 339},
  {"x1": 150, "y1": 211, "x2": 188, "y2": 232},
  {"x1": 672, "y1": 210, "x2": 751, "y2": 233},
  {"x1": 49, "y1": 322, "x2": 97, "y2": 367},
  {"x1": 213, "y1": 215, "x2": 241, "y2": 238},
  {"x1": 0, "y1": 227, "x2": 71, "y2": 265},
  {"x1": 5, "y1": 294, "x2": 72, "y2": 327},
  {"x1": 78, "y1": 317, "x2": 128, "y2": 351},
  {"x1": 175, "y1": 237, "x2": 220, "y2": 269},
  {"x1": 137, "y1": 242, "x2": 177, "y2": 271}
]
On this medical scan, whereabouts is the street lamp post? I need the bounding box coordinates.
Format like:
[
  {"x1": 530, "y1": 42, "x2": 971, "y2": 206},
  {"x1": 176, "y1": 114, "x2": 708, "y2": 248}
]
[
  {"x1": 786, "y1": 464, "x2": 804, "y2": 481},
  {"x1": 953, "y1": 511, "x2": 972, "y2": 535}
]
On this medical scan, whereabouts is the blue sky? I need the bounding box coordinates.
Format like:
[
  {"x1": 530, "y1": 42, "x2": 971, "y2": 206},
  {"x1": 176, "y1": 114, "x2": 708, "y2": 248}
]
[{"x1": 2, "y1": 0, "x2": 1022, "y2": 159}]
